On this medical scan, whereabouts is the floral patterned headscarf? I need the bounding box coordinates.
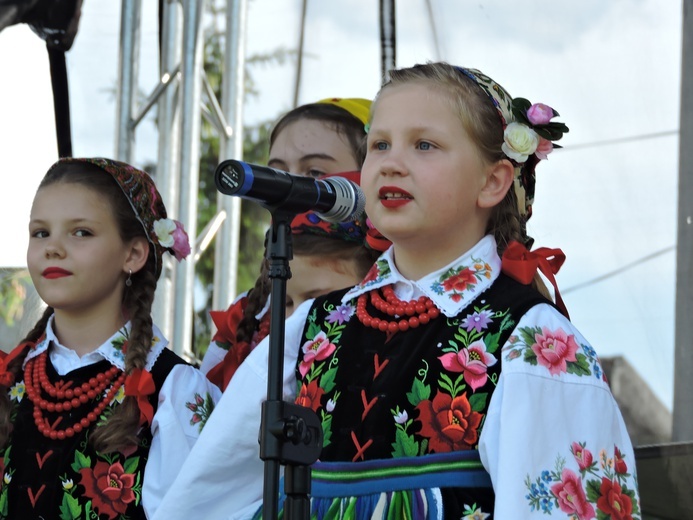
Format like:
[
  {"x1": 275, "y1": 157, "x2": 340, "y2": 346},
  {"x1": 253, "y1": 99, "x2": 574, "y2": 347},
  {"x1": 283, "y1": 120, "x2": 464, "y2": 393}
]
[
  {"x1": 454, "y1": 67, "x2": 569, "y2": 221},
  {"x1": 52, "y1": 157, "x2": 190, "y2": 279}
]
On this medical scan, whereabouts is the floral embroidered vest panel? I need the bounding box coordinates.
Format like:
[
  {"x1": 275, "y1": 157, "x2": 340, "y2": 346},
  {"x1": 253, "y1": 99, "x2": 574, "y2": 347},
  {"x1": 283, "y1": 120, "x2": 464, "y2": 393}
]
[
  {"x1": 297, "y1": 274, "x2": 550, "y2": 464},
  {"x1": 1, "y1": 348, "x2": 185, "y2": 520}
]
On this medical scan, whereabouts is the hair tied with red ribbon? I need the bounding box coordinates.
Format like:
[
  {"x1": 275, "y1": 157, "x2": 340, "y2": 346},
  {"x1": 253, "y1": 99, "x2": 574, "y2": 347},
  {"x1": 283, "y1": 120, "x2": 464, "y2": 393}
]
[
  {"x1": 501, "y1": 240, "x2": 570, "y2": 319},
  {"x1": 0, "y1": 338, "x2": 43, "y2": 388},
  {"x1": 124, "y1": 367, "x2": 156, "y2": 426}
]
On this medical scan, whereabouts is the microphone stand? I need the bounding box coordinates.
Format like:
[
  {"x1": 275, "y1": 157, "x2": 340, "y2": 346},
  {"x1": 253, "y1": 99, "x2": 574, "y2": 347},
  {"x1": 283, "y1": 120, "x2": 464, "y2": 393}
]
[{"x1": 259, "y1": 210, "x2": 323, "y2": 520}]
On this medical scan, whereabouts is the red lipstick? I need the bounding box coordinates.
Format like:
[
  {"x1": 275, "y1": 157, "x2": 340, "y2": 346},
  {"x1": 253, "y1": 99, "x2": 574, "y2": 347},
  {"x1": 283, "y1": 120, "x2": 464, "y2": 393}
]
[
  {"x1": 378, "y1": 186, "x2": 413, "y2": 208},
  {"x1": 42, "y1": 267, "x2": 72, "y2": 279}
]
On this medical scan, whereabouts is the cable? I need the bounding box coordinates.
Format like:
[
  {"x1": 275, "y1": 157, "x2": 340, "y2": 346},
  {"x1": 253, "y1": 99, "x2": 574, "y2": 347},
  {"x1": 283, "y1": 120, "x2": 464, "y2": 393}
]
[
  {"x1": 560, "y1": 130, "x2": 678, "y2": 152},
  {"x1": 563, "y1": 246, "x2": 676, "y2": 295}
]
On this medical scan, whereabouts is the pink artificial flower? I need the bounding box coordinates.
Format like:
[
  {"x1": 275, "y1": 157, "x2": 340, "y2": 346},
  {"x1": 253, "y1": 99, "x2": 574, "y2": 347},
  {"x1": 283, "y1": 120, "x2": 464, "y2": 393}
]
[
  {"x1": 526, "y1": 103, "x2": 555, "y2": 125},
  {"x1": 171, "y1": 220, "x2": 191, "y2": 261},
  {"x1": 550, "y1": 469, "x2": 596, "y2": 520},
  {"x1": 153, "y1": 218, "x2": 191, "y2": 261},
  {"x1": 438, "y1": 340, "x2": 497, "y2": 391},
  {"x1": 535, "y1": 138, "x2": 554, "y2": 160},
  {"x1": 531, "y1": 327, "x2": 579, "y2": 376}
]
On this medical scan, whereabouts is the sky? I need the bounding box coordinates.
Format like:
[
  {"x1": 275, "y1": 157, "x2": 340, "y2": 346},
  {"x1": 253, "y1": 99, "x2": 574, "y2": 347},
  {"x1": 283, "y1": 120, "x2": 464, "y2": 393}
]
[{"x1": 0, "y1": 0, "x2": 683, "y2": 410}]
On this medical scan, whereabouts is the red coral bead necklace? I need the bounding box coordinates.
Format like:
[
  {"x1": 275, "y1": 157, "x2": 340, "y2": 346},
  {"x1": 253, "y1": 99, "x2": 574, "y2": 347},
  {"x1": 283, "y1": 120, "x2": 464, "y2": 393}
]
[
  {"x1": 24, "y1": 352, "x2": 126, "y2": 440},
  {"x1": 356, "y1": 284, "x2": 441, "y2": 332}
]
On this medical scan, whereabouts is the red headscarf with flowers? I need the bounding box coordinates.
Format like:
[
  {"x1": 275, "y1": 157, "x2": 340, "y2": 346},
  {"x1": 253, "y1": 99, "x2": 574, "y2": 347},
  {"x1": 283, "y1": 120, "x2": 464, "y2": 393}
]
[{"x1": 52, "y1": 157, "x2": 191, "y2": 279}]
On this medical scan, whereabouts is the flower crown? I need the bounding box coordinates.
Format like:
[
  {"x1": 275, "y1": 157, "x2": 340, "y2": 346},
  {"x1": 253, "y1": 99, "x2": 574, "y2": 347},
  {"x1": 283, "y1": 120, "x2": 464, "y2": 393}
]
[
  {"x1": 502, "y1": 98, "x2": 569, "y2": 163},
  {"x1": 454, "y1": 66, "x2": 569, "y2": 220}
]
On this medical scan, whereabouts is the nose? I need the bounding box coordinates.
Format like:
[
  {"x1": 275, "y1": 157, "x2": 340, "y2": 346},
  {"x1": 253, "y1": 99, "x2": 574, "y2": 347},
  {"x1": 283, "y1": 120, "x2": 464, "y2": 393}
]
[
  {"x1": 375, "y1": 144, "x2": 407, "y2": 178},
  {"x1": 44, "y1": 238, "x2": 65, "y2": 259}
]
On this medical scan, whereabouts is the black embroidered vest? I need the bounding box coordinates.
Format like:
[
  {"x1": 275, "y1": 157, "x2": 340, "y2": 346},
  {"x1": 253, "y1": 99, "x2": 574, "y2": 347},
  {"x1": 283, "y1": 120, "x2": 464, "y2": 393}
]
[
  {"x1": 0, "y1": 348, "x2": 185, "y2": 520},
  {"x1": 295, "y1": 274, "x2": 552, "y2": 518}
]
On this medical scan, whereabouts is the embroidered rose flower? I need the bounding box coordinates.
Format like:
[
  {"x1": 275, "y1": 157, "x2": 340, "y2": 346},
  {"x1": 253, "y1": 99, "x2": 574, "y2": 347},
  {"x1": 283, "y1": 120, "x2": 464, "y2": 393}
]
[
  {"x1": 613, "y1": 446, "x2": 628, "y2": 475},
  {"x1": 296, "y1": 380, "x2": 325, "y2": 412},
  {"x1": 442, "y1": 268, "x2": 477, "y2": 294},
  {"x1": 299, "y1": 331, "x2": 336, "y2": 377},
  {"x1": 526, "y1": 103, "x2": 555, "y2": 125},
  {"x1": 79, "y1": 461, "x2": 137, "y2": 519},
  {"x1": 596, "y1": 478, "x2": 634, "y2": 520},
  {"x1": 571, "y1": 442, "x2": 594, "y2": 471},
  {"x1": 438, "y1": 340, "x2": 497, "y2": 391},
  {"x1": 416, "y1": 390, "x2": 482, "y2": 452},
  {"x1": 550, "y1": 468, "x2": 595, "y2": 520},
  {"x1": 502, "y1": 122, "x2": 539, "y2": 163},
  {"x1": 153, "y1": 218, "x2": 191, "y2": 261},
  {"x1": 531, "y1": 327, "x2": 579, "y2": 376}
]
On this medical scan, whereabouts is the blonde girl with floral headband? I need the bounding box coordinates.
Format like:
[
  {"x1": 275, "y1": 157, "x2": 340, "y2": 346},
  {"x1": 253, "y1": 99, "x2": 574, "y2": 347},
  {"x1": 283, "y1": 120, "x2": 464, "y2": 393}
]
[
  {"x1": 147, "y1": 62, "x2": 640, "y2": 519},
  {"x1": 0, "y1": 158, "x2": 221, "y2": 519}
]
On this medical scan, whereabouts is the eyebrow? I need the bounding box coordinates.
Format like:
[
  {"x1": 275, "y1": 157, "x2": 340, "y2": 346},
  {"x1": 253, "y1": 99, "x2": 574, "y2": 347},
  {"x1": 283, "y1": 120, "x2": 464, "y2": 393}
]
[{"x1": 268, "y1": 153, "x2": 337, "y2": 167}]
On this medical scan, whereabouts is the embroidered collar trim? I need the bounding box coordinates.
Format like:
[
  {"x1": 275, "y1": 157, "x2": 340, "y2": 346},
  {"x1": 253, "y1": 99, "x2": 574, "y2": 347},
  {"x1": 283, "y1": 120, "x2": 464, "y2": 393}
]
[
  {"x1": 24, "y1": 315, "x2": 168, "y2": 372},
  {"x1": 344, "y1": 236, "x2": 501, "y2": 318}
]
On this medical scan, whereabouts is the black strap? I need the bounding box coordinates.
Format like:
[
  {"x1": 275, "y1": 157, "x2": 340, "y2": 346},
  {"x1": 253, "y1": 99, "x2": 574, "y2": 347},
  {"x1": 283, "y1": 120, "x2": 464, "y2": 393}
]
[{"x1": 47, "y1": 45, "x2": 72, "y2": 157}]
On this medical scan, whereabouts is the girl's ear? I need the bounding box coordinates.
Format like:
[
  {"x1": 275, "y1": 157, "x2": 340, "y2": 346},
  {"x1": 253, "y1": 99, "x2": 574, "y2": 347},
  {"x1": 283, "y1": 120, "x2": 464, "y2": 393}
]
[
  {"x1": 478, "y1": 159, "x2": 515, "y2": 209},
  {"x1": 124, "y1": 237, "x2": 150, "y2": 275}
]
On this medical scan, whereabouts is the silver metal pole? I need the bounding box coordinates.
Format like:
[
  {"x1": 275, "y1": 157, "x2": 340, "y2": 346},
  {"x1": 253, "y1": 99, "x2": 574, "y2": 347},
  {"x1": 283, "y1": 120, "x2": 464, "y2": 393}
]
[
  {"x1": 212, "y1": 0, "x2": 247, "y2": 312},
  {"x1": 115, "y1": 0, "x2": 141, "y2": 162},
  {"x1": 172, "y1": 0, "x2": 205, "y2": 356},
  {"x1": 153, "y1": 0, "x2": 183, "y2": 341},
  {"x1": 672, "y1": 0, "x2": 693, "y2": 442}
]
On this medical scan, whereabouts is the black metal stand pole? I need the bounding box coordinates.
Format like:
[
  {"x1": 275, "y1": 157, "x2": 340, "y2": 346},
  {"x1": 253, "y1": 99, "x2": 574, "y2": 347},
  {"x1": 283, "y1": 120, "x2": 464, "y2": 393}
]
[{"x1": 259, "y1": 212, "x2": 322, "y2": 520}]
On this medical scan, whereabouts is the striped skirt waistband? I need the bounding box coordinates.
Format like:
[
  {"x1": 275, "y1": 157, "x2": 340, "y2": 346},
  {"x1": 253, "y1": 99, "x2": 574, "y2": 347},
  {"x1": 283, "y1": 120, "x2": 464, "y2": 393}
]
[{"x1": 309, "y1": 450, "x2": 492, "y2": 497}]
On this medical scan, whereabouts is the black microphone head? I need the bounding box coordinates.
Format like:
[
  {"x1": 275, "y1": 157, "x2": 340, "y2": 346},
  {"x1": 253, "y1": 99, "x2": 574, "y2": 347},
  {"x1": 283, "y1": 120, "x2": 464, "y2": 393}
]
[{"x1": 315, "y1": 177, "x2": 366, "y2": 223}]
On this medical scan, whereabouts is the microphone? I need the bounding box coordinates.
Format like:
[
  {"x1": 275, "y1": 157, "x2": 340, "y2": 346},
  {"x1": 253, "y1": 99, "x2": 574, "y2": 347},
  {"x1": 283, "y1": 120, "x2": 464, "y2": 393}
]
[{"x1": 215, "y1": 160, "x2": 366, "y2": 223}]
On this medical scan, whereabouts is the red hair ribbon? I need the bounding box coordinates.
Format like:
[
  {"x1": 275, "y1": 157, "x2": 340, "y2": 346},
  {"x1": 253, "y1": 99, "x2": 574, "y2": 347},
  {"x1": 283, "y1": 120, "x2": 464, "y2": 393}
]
[
  {"x1": 125, "y1": 368, "x2": 156, "y2": 426},
  {"x1": 207, "y1": 300, "x2": 270, "y2": 391},
  {"x1": 501, "y1": 241, "x2": 570, "y2": 319},
  {"x1": 0, "y1": 339, "x2": 41, "y2": 388}
]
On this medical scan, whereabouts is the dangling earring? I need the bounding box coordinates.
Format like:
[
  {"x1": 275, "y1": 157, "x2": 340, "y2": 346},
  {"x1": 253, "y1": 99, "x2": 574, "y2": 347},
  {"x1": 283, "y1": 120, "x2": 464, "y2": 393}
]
[{"x1": 125, "y1": 269, "x2": 132, "y2": 287}]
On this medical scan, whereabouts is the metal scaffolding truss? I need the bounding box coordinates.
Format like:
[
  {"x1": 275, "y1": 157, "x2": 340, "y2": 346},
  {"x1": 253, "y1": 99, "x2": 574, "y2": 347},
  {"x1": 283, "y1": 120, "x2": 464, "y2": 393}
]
[{"x1": 114, "y1": 0, "x2": 247, "y2": 358}]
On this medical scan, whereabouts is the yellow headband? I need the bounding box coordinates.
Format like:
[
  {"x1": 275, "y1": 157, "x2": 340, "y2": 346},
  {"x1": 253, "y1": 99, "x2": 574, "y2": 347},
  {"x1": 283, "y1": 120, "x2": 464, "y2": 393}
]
[{"x1": 317, "y1": 97, "x2": 371, "y2": 126}]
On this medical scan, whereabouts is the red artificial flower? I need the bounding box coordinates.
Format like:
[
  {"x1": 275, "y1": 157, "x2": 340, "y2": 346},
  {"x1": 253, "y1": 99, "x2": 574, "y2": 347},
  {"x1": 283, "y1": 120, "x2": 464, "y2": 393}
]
[
  {"x1": 415, "y1": 390, "x2": 482, "y2": 452},
  {"x1": 79, "y1": 461, "x2": 137, "y2": 519}
]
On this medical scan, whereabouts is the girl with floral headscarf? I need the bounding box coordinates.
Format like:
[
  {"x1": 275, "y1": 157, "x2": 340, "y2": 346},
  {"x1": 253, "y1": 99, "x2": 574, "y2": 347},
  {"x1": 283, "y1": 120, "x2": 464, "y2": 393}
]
[{"x1": 0, "y1": 158, "x2": 222, "y2": 519}]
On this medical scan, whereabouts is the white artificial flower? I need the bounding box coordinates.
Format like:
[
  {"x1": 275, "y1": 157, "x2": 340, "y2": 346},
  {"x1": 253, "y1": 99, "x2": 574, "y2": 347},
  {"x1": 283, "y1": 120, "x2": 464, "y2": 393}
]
[
  {"x1": 501, "y1": 122, "x2": 539, "y2": 163},
  {"x1": 153, "y1": 218, "x2": 177, "y2": 247}
]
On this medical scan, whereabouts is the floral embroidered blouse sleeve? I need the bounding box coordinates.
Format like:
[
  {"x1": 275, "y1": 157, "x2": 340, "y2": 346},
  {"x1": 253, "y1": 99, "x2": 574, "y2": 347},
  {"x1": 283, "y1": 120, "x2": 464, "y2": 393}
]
[
  {"x1": 142, "y1": 337, "x2": 223, "y2": 516},
  {"x1": 479, "y1": 304, "x2": 640, "y2": 518}
]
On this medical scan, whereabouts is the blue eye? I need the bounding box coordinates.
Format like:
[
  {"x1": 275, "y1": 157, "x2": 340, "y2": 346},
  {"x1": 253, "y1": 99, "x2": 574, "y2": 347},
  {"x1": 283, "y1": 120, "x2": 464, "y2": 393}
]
[
  {"x1": 376, "y1": 141, "x2": 388, "y2": 151},
  {"x1": 417, "y1": 141, "x2": 432, "y2": 151},
  {"x1": 31, "y1": 230, "x2": 48, "y2": 238}
]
